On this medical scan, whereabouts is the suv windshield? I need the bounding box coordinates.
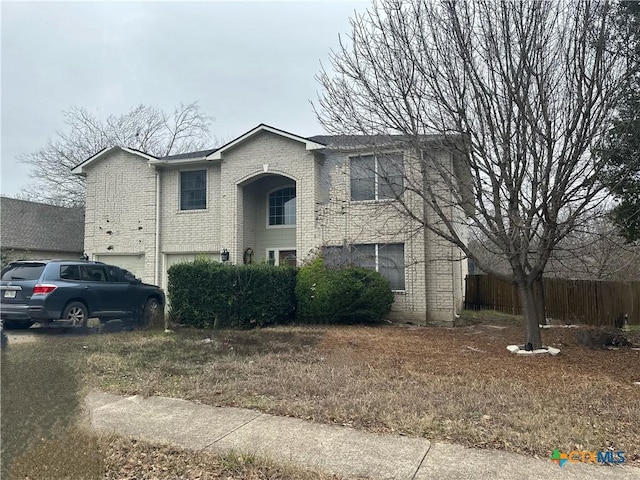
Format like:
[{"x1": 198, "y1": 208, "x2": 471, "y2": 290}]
[{"x1": 1, "y1": 263, "x2": 46, "y2": 281}]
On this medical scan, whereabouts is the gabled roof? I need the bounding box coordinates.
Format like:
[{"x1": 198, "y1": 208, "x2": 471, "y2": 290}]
[
  {"x1": 148, "y1": 148, "x2": 218, "y2": 166},
  {"x1": 161, "y1": 149, "x2": 218, "y2": 161},
  {"x1": 204, "y1": 124, "x2": 326, "y2": 160},
  {"x1": 307, "y1": 134, "x2": 448, "y2": 149},
  {"x1": 76, "y1": 126, "x2": 450, "y2": 173},
  {"x1": 146, "y1": 124, "x2": 326, "y2": 166},
  {"x1": 1, "y1": 197, "x2": 85, "y2": 253},
  {"x1": 71, "y1": 146, "x2": 158, "y2": 174}
]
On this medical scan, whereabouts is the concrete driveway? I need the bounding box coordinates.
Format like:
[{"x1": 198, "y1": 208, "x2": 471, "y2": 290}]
[
  {"x1": 2, "y1": 318, "x2": 123, "y2": 346},
  {"x1": 4, "y1": 329, "x2": 41, "y2": 344}
]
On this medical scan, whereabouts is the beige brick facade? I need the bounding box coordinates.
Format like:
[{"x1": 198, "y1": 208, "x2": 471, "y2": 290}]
[
  {"x1": 81, "y1": 150, "x2": 157, "y2": 282},
  {"x1": 75, "y1": 126, "x2": 467, "y2": 325}
]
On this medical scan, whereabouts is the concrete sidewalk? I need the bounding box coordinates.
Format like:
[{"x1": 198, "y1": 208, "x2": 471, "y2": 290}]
[{"x1": 86, "y1": 392, "x2": 639, "y2": 480}]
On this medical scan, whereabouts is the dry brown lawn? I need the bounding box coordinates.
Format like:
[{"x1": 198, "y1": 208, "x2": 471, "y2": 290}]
[
  {"x1": 76, "y1": 313, "x2": 640, "y2": 466},
  {"x1": 9, "y1": 430, "x2": 337, "y2": 480}
]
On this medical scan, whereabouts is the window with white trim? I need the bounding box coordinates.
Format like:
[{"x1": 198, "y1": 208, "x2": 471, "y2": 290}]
[
  {"x1": 350, "y1": 153, "x2": 404, "y2": 201},
  {"x1": 180, "y1": 170, "x2": 207, "y2": 210},
  {"x1": 268, "y1": 186, "x2": 296, "y2": 226},
  {"x1": 323, "y1": 243, "x2": 405, "y2": 290}
]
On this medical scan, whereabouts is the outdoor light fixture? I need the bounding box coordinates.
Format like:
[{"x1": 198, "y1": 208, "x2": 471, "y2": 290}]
[{"x1": 221, "y1": 249, "x2": 230, "y2": 262}]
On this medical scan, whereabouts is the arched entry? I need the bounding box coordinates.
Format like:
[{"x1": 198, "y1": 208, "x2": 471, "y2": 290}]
[{"x1": 238, "y1": 173, "x2": 297, "y2": 265}]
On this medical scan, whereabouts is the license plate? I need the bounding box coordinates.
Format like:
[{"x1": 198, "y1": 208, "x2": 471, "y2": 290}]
[{"x1": 3, "y1": 291, "x2": 16, "y2": 298}]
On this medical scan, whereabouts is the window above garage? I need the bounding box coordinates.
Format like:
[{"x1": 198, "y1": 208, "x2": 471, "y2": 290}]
[{"x1": 180, "y1": 170, "x2": 207, "y2": 210}]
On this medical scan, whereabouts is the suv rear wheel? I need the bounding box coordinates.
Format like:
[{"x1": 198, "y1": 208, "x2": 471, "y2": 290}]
[{"x1": 61, "y1": 301, "x2": 88, "y2": 327}]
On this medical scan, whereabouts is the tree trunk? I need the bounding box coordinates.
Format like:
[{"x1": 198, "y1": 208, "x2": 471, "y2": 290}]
[
  {"x1": 518, "y1": 283, "x2": 543, "y2": 350},
  {"x1": 533, "y1": 275, "x2": 546, "y2": 326}
]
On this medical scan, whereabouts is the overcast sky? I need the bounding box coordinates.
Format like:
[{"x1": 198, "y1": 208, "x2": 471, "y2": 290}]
[{"x1": 1, "y1": 0, "x2": 367, "y2": 198}]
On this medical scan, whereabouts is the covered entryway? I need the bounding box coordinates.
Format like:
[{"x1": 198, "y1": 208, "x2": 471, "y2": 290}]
[
  {"x1": 95, "y1": 254, "x2": 145, "y2": 280},
  {"x1": 239, "y1": 174, "x2": 297, "y2": 265}
]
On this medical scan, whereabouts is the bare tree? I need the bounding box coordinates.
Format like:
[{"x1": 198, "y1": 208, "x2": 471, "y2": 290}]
[
  {"x1": 18, "y1": 102, "x2": 214, "y2": 207},
  {"x1": 472, "y1": 212, "x2": 640, "y2": 281},
  {"x1": 315, "y1": 0, "x2": 630, "y2": 348},
  {"x1": 546, "y1": 213, "x2": 640, "y2": 281}
]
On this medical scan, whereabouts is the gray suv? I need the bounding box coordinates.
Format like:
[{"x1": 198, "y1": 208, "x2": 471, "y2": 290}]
[{"x1": 0, "y1": 260, "x2": 165, "y2": 328}]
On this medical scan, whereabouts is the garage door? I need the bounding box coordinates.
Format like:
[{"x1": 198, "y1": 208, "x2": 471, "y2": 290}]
[
  {"x1": 164, "y1": 252, "x2": 217, "y2": 288},
  {"x1": 95, "y1": 254, "x2": 146, "y2": 280}
]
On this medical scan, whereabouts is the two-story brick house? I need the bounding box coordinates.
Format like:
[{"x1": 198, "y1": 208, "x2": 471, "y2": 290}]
[{"x1": 72, "y1": 124, "x2": 468, "y2": 324}]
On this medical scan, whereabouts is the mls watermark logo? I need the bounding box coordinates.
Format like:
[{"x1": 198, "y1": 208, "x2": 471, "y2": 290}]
[{"x1": 550, "y1": 449, "x2": 626, "y2": 467}]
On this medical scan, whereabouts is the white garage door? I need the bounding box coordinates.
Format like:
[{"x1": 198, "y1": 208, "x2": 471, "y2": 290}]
[
  {"x1": 95, "y1": 254, "x2": 146, "y2": 280},
  {"x1": 164, "y1": 252, "x2": 217, "y2": 288}
]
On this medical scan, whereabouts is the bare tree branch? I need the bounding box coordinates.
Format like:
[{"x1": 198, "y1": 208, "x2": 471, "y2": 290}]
[{"x1": 18, "y1": 102, "x2": 214, "y2": 206}]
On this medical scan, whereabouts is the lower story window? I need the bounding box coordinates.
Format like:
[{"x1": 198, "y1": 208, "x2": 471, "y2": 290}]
[{"x1": 323, "y1": 243, "x2": 405, "y2": 290}]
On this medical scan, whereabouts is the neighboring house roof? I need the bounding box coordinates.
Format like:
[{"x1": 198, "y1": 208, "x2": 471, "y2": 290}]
[
  {"x1": 1, "y1": 197, "x2": 85, "y2": 253},
  {"x1": 71, "y1": 146, "x2": 158, "y2": 174}
]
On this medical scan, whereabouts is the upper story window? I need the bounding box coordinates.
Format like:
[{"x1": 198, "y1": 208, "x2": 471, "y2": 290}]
[
  {"x1": 268, "y1": 186, "x2": 296, "y2": 226},
  {"x1": 350, "y1": 153, "x2": 404, "y2": 201},
  {"x1": 180, "y1": 170, "x2": 207, "y2": 210}
]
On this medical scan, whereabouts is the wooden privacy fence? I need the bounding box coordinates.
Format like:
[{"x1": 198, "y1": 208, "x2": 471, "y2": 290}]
[{"x1": 464, "y1": 275, "x2": 640, "y2": 326}]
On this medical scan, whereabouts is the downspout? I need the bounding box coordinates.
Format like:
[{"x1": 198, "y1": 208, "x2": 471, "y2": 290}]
[
  {"x1": 450, "y1": 151, "x2": 461, "y2": 325},
  {"x1": 422, "y1": 155, "x2": 431, "y2": 327},
  {"x1": 154, "y1": 168, "x2": 161, "y2": 286},
  {"x1": 452, "y1": 243, "x2": 459, "y2": 324}
]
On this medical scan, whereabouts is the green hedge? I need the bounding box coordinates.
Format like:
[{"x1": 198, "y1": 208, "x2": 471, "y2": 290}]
[
  {"x1": 167, "y1": 259, "x2": 296, "y2": 329},
  {"x1": 296, "y1": 257, "x2": 394, "y2": 324}
]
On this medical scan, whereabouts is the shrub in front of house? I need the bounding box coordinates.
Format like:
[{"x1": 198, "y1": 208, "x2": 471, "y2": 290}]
[
  {"x1": 167, "y1": 259, "x2": 296, "y2": 329},
  {"x1": 296, "y1": 257, "x2": 394, "y2": 324}
]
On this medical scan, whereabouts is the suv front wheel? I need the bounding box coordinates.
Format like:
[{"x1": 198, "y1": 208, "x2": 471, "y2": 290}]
[
  {"x1": 141, "y1": 298, "x2": 162, "y2": 328},
  {"x1": 61, "y1": 301, "x2": 89, "y2": 327}
]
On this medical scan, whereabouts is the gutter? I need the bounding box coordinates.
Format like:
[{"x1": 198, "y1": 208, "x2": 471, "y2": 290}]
[{"x1": 148, "y1": 157, "x2": 213, "y2": 166}]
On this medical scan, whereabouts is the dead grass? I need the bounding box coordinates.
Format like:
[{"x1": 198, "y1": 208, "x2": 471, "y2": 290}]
[
  {"x1": 1, "y1": 331, "x2": 337, "y2": 479},
  {"x1": 10, "y1": 428, "x2": 337, "y2": 480},
  {"x1": 1, "y1": 340, "x2": 80, "y2": 479},
  {"x1": 3, "y1": 317, "x2": 639, "y2": 475},
  {"x1": 76, "y1": 321, "x2": 640, "y2": 466}
]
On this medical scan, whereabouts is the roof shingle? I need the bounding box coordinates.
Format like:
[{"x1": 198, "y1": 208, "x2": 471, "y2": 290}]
[{"x1": 161, "y1": 149, "x2": 218, "y2": 161}]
